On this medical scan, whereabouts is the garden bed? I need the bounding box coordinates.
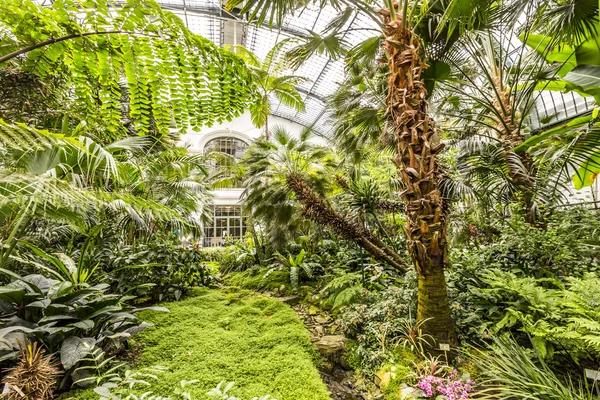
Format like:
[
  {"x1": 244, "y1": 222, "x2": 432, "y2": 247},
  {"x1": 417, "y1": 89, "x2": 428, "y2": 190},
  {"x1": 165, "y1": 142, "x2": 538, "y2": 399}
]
[{"x1": 64, "y1": 288, "x2": 330, "y2": 400}]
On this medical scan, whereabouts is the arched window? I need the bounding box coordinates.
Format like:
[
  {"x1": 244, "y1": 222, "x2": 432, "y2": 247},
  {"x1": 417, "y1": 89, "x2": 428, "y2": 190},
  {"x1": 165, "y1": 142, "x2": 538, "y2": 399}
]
[
  {"x1": 204, "y1": 136, "x2": 249, "y2": 162},
  {"x1": 203, "y1": 136, "x2": 249, "y2": 189}
]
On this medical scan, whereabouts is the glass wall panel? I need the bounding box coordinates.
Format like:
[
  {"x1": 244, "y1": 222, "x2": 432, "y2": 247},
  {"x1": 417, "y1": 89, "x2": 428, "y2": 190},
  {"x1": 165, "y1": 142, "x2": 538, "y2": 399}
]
[{"x1": 203, "y1": 205, "x2": 248, "y2": 247}]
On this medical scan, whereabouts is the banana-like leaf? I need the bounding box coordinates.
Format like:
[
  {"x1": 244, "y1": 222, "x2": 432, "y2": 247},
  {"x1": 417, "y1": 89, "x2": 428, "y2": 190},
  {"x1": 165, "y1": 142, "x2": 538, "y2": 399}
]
[
  {"x1": 573, "y1": 151, "x2": 600, "y2": 189},
  {"x1": 563, "y1": 65, "x2": 600, "y2": 101},
  {"x1": 514, "y1": 115, "x2": 593, "y2": 152}
]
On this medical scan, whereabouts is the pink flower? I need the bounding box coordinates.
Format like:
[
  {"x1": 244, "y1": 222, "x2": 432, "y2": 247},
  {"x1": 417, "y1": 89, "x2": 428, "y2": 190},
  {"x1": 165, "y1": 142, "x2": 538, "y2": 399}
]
[{"x1": 416, "y1": 371, "x2": 475, "y2": 399}]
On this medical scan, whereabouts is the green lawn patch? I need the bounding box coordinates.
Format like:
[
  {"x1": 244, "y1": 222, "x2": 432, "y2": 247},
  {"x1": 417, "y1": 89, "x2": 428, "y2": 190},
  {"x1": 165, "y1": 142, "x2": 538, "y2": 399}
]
[{"x1": 66, "y1": 288, "x2": 330, "y2": 400}]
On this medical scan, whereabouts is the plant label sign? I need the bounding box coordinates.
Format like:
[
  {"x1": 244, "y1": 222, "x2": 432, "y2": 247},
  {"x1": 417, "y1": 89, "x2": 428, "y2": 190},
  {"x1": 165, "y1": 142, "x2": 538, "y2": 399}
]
[
  {"x1": 585, "y1": 369, "x2": 600, "y2": 381},
  {"x1": 439, "y1": 343, "x2": 450, "y2": 351}
]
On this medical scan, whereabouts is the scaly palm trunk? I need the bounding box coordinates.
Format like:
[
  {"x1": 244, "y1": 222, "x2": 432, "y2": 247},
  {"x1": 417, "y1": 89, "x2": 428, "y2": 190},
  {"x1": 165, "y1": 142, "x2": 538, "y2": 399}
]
[
  {"x1": 382, "y1": 9, "x2": 458, "y2": 350},
  {"x1": 287, "y1": 172, "x2": 410, "y2": 271},
  {"x1": 492, "y1": 77, "x2": 538, "y2": 223}
]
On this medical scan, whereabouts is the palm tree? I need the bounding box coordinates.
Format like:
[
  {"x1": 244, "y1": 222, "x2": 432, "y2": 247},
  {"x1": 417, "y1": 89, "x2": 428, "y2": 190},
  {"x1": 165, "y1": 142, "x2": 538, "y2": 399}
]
[
  {"x1": 233, "y1": 44, "x2": 307, "y2": 139},
  {"x1": 0, "y1": 120, "x2": 212, "y2": 250},
  {"x1": 242, "y1": 125, "x2": 410, "y2": 268},
  {"x1": 437, "y1": 21, "x2": 547, "y2": 221},
  {"x1": 242, "y1": 126, "x2": 333, "y2": 247},
  {"x1": 227, "y1": 0, "x2": 464, "y2": 349}
]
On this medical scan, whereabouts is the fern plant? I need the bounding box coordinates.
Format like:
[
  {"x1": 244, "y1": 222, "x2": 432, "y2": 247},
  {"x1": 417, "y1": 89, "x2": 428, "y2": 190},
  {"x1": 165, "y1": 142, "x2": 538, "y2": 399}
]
[
  {"x1": 267, "y1": 249, "x2": 318, "y2": 289},
  {"x1": 72, "y1": 347, "x2": 124, "y2": 389},
  {"x1": 0, "y1": 0, "x2": 257, "y2": 138},
  {"x1": 319, "y1": 270, "x2": 363, "y2": 311},
  {"x1": 468, "y1": 269, "x2": 600, "y2": 364}
]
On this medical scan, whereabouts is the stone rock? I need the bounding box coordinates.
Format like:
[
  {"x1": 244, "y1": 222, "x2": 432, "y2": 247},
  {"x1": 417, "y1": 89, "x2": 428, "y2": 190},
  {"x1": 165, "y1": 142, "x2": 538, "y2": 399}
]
[
  {"x1": 314, "y1": 315, "x2": 329, "y2": 324},
  {"x1": 308, "y1": 305, "x2": 319, "y2": 315},
  {"x1": 333, "y1": 367, "x2": 347, "y2": 383},
  {"x1": 279, "y1": 296, "x2": 300, "y2": 305},
  {"x1": 316, "y1": 335, "x2": 345, "y2": 356},
  {"x1": 399, "y1": 385, "x2": 417, "y2": 400},
  {"x1": 374, "y1": 367, "x2": 396, "y2": 389},
  {"x1": 315, "y1": 325, "x2": 325, "y2": 336}
]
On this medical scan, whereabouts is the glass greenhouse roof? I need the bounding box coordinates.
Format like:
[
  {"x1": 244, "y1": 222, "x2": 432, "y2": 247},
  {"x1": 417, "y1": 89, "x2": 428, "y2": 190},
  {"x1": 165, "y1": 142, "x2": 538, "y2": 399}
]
[{"x1": 33, "y1": 0, "x2": 595, "y2": 135}]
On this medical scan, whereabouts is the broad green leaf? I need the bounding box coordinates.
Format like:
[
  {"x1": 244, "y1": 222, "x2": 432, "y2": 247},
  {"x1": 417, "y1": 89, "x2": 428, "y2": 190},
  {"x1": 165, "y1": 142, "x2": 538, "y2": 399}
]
[
  {"x1": 514, "y1": 115, "x2": 593, "y2": 152},
  {"x1": 563, "y1": 65, "x2": 600, "y2": 98},
  {"x1": 572, "y1": 151, "x2": 600, "y2": 189},
  {"x1": 0, "y1": 269, "x2": 42, "y2": 294},
  {"x1": 575, "y1": 31, "x2": 600, "y2": 65},
  {"x1": 0, "y1": 287, "x2": 25, "y2": 304},
  {"x1": 60, "y1": 336, "x2": 96, "y2": 369},
  {"x1": 519, "y1": 33, "x2": 576, "y2": 76}
]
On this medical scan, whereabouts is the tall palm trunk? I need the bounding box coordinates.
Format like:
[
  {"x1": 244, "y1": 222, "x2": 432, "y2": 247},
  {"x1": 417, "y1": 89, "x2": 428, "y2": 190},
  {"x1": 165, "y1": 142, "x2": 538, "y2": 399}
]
[{"x1": 382, "y1": 9, "x2": 458, "y2": 350}]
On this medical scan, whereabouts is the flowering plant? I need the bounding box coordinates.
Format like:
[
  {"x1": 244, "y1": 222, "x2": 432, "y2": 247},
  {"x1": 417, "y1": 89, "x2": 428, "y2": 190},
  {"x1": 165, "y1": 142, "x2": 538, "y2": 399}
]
[{"x1": 416, "y1": 370, "x2": 475, "y2": 400}]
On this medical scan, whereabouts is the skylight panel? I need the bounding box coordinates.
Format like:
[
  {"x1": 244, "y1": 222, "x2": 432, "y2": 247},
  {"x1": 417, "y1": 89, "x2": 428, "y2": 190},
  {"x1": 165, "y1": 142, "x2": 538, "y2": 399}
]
[
  {"x1": 294, "y1": 54, "x2": 330, "y2": 92},
  {"x1": 282, "y1": 5, "x2": 321, "y2": 35},
  {"x1": 243, "y1": 26, "x2": 285, "y2": 61},
  {"x1": 311, "y1": 5, "x2": 344, "y2": 33},
  {"x1": 171, "y1": 10, "x2": 221, "y2": 45},
  {"x1": 312, "y1": 60, "x2": 345, "y2": 98},
  {"x1": 152, "y1": 0, "x2": 221, "y2": 11},
  {"x1": 531, "y1": 91, "x2": 594, "y2": 129},
  {"x1": 294, "y1": 96, "x2": 327, "y2": 127},
  {"x1": 272, "y1": 97, "x2": 302, "y2": 120}
]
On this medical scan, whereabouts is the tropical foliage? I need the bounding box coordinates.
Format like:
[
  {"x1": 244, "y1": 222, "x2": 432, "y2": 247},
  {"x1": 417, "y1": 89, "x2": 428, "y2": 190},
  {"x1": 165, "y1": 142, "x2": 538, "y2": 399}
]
[
  {"x1": 0, "y1": 0, "x2": 256, "y2": 138},
  {"x1": 2, "y1": 0, "x2": 600, "y2": 398},
  {"x1": 232, "y1": 44, "x2": 306, "y2": 137}
]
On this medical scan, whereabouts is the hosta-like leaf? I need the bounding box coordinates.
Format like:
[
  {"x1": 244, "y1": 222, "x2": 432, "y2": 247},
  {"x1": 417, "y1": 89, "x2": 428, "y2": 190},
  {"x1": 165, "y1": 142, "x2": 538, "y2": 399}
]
[
  {"x1": 124, "y1": 321, "x2": 154, "y2": 337},
  {"x1": 69, "y1": 320, "x2": 95, "y2": 330},
  {"x1": 0, "y1": 287, "x2": 25, "y2": 304},
  {"x1": 61, "y1": 336, "x2": 96, "y2": 369}
]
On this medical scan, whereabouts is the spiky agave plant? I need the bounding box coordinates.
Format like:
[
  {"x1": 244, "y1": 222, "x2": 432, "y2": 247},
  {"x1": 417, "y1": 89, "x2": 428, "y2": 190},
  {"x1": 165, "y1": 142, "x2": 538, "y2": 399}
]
[{"x1": 2, "y1": 340, "x2": 61, "y2": 400}]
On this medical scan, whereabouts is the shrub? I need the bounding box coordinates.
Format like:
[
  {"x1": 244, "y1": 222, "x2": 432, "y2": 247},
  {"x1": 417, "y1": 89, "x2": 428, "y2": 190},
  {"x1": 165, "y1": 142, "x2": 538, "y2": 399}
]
[
  {"x1": 0, "y1": 273, "x2": 167, "y2": 388},
  {"x1": 470, "y1": 336, "x2": 595, "y2": 400},
  {"x1": 336, "y1": 277, "x2": 417, "y2": 371},
  {"x1": 267, "y1": 249, "x2": 320, "y2": 289},
  {"x1": 109, "y1": 242, "x2": 213, "y2": 302},
  {"x1": 450, "y1": 209, "x2": 600, "y2": 279},
  {"x1": 198, "y1": 247, "x2": 230, "y2": 263},
  {"x1": 451, "y1": 269, "x2": 600, "y2": 367}
]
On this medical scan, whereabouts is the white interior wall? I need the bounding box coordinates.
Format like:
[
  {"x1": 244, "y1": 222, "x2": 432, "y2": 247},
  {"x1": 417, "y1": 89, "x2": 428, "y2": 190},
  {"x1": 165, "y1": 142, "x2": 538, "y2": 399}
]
[
  {"x1": 179, "y1": 111, "x2": 318, "y2": 208},
  {"x1": 179, "y1": 111, "x2": 310, "y2": 153}
]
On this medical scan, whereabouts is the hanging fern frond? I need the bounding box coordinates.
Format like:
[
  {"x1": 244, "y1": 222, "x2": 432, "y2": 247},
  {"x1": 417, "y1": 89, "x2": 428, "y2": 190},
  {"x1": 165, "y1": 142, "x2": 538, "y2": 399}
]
[{"x1": 0, "y1": 0, "x2": 257, "y2": 139}]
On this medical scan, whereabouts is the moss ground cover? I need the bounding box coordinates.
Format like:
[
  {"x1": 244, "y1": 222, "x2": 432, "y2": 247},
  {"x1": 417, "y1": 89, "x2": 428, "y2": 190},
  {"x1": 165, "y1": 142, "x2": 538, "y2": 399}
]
[
  {"x1": 227, "y1": 268, "x2": 292, "y2": 294},
  {"x1": 67, "y1": 288, "x2": 330, "y2": 400}
]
